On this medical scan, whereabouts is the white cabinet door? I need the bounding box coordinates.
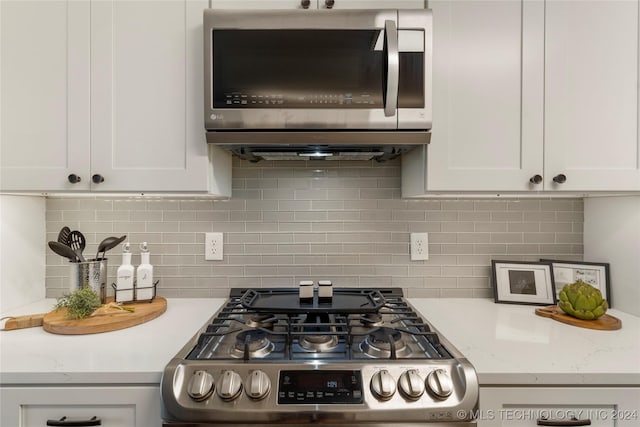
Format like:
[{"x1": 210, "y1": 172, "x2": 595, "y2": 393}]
[
  {"x1": 0, "y1": 0, "x2": 91, "y2": 192},
  {"x1": 408, "y1": 0, "x2": 544, "y2": 194},
  {"x1": 210, "y1": 0, "x2": 312, "y2": 9},
  {"x1": 544, "y1": 0, "x2": 640, "y2": 191},
  {"x1": 325, "y1": 0, "x2": 425, "y2": 8},
  {"x1": 479, "y1": 387, "x2": 640, "y2": 427},
  {"x1": 210, "y1": 1, "x2": 424, "y2": 10},
  {"x1": 90, "y1": 0, "x2": 210, "y2": 192},
  {"x1": 0, "y1": 386, "x2": 161, "y2": 427}
]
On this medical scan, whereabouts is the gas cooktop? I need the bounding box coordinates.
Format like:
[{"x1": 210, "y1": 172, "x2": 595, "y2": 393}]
[{"x1": 161, "y1": 286, "x2": 479, "y2": 426}]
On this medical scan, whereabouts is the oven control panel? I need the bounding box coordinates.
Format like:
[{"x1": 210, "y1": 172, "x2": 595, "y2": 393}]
[{"x1": 277, "y1": 370, "x2": 364, "y2": 404}]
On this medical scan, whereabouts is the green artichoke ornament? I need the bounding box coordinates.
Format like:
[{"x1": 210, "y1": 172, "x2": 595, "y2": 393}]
[{"x1": 558, "y1": 281, "x2": 608, "y2": 320}]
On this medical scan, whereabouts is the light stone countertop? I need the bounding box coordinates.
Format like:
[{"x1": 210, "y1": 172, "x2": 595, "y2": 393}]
[
  {"x1": 0, "y1": 298, "x2": 225, "y2": 385},
  {"x1": 1, "y1": 297, "x2": 638, "y2": 387},
  {"x1": 410, "y1": 298, "x2": 640, "y2": 386}
]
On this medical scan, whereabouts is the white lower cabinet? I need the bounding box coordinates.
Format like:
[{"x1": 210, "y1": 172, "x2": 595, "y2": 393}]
[
  {"x1": 0, "y1": 386, "x2": 161, "y2": 427},
  {"x1": 210, "y1": 0, "x2": 425, "y2": 9},
  {"x1": 479, "y1": 387, "x2": 640, "y2": 427}
]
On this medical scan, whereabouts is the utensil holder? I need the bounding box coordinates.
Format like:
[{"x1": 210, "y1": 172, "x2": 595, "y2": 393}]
[{"x1": 69, "y1": 258, "x2": 108, "y2": 303}]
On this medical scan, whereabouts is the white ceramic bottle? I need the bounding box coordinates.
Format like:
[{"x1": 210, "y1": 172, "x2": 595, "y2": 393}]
[
  {"x1": 136, "y1": 242, "x2": 154, "y2": 301},
  {"x1": 115, "y1": 242, "x2": 134, "y2": 302}
]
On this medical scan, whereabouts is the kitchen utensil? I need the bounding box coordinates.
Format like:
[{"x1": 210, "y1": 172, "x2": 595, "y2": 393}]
[
  {"x1": 535, "y1": 305, "x2": 622, "y2": 330},
  {"x1": 57, "y1": 226, "x2": 71, "y2": 245},
  {"x1": 95, "y1": 235, "x2": 127, "y2": 260},
  {"x1": 1, "y1": 297, "x2": 167, "y2": 334},
  {"x1": 67, "y1": 230, "x2": 87, "y2": 262},
  {"x1": 48, "y1": 241, "x2": 80, "y2": 262}
]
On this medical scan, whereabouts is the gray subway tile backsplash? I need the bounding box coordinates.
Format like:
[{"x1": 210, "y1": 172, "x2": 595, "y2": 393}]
[{"x1": 45, "y1": 158, "x2": 584, "y2": 299}]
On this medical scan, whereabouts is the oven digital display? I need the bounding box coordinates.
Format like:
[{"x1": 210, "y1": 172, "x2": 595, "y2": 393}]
[{"x1": 278, "y1": 370, "x2": 363, "y2": 404}]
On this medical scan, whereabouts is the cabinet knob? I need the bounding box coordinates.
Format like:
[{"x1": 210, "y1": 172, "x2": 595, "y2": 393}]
[
  {"x1": 529, "y1": 174, "x2": 542, "y2": 184},
  {"x1": 67, "y1": 174, "x2": 82, "y2": 184},
  {"x1": 553, "y1": 174, "x2": 567, "y2": 184},
  {"x1": 92, "y1": 174, "x2": 105, "y2": 184},
  {"x1": 325, "y1": 0, "x2": 335, "y2": 8},
  {"x1": 300, "y1": 0, "x2": 311, "y2": 8}
]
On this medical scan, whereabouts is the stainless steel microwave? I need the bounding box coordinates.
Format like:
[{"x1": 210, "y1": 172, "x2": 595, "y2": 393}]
[{"x1": 203, "y1": 9, "x2": 432, "y2": 161}]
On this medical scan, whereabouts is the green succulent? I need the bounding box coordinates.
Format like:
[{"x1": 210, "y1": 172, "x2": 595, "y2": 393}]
[{"x1": 558, "y1": 281, "x2": 608, "y2": 320}]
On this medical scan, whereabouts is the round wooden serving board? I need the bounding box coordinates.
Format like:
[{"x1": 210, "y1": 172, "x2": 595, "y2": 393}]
[
  {"x1": 43, "y1": 297, "x2": 167, "y2": 335},
  {"x1": 535, "y1": 305, "x2": 621, "y2": 330}
]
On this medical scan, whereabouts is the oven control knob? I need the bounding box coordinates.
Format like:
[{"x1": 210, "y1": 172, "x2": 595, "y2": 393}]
[
  {"x1": 187, "y1": 370, "x2": 215, "y2": 402},
  {"x1": 217, "y1": 370, "x2": 243, "y2": 401},
  {"x1": 426, "y1": 369, "x2": 453, "y2": 399},
  {"x1": 398, "y1": 369, "x2": 425, "y2": 400},
  {"x1": 245, "y1": 370, "x2": 271, "y2": 400},
  {"x1": 370, "y1": 370, "x2": 396, "y2": 400}
]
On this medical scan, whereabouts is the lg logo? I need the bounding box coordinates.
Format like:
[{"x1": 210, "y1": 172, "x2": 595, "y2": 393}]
[{"x1": 210, "y1": 114, "x2": 224, "y2": 120}]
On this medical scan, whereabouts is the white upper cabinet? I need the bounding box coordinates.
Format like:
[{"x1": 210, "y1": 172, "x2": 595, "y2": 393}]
[
  {"x1": 0, "y1": 1, "x2": 91, "y2": 191},
  {"x1": 403, "y1": 0, "x2": 640, "y2": 195},
  {"x1": 1, "y1": 0, "x2": 230, "y2": 195},
  {"x1": 90, "y1": 0, "x2": 215, "y2": 193},
  {"x1": 404, "y1": 0, "x2": 544, "y2": 194},
  {"x1": 544, "y1": 0, "x2": 640, "y2": 192}
]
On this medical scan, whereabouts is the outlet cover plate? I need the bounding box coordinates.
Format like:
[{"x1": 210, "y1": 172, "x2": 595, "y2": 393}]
[
  {"x1": 205, "y1": 232, "x2": 223, "y2": 261},
  {"x1": 410, "y1": 232, "x2": 429, "y2": 261}
]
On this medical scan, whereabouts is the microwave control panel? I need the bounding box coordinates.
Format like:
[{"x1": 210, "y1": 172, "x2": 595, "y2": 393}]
[{"x1": 222, "y1": 92, "x2": 378, "y2": 107}]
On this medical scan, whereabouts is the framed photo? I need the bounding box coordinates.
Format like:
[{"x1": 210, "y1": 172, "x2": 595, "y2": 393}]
[
  {"x1": 540, "y1": 259, "x2": 611, "y2": 307},
  {"x1": 491, "y1": 260, "x2": 556, "y2": 305}
]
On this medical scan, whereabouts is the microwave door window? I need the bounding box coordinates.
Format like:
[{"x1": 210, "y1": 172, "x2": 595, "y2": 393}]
[{"x1": 211, "y1": 29, "x2": 386, "y2": 109}]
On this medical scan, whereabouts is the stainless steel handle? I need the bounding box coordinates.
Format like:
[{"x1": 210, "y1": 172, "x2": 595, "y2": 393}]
[{"x1": 384, "y1": 20, "x2": 399, "y2": 117}]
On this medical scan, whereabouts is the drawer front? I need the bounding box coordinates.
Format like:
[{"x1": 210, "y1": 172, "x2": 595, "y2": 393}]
[
  {"x1": 479, "y1": 387, "x2": 640, "y2": 427},
  {"x1": 0, "y1": 386, "x2": 160, "y2": 427},
  {"x1": 499, "y1": 405, "x2": 614, "y2": 427},
  {"x1": 23, "y1": 404, "x2": 133, "y2": 426}
]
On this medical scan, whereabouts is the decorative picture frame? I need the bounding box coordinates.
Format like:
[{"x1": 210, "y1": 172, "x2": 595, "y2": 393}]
[
  {"x1": 491, "y1": 260, "x2": 556, "y2": 306},
  {"x1": 540, "y1": 259, "x2": 611, "y2": 307}
]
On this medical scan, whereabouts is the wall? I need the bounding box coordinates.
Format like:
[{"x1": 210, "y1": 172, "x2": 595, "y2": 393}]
[
  {"x1": 1, "y1": 195, "x2": 46, "y2": 312},
  {"x1": 584, "y1": 196, "x2": 640, "y2": 317},
  {"x1": 45, "y1": 158, "x2": 584, "y2": 298}
]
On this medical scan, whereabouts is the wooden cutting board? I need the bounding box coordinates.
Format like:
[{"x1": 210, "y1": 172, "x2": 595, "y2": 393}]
[
  {"x1": 535, "y1": 305, "x2": 621, "y2": 330},
  {"x1": 2, "y1": 297, "x2": 167, "y2": 335}
]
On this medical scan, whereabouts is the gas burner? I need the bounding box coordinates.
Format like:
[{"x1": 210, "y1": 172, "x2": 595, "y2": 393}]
[
  {"x1": 361, "y1": 327, "x2": 411, "y2": 359},
  {"x1": 298, "y1": 313, "x2": 339, "y2": 352},
  {"x1": 246, "y1": 313, "x2": 277, "y2": 329},
  {"x1": 359, "y1": 312, "x2": 384, "y2": 327},
  {"x1": 232, "y1": 330, "x2": 274, "y2": 359},
  {"x1": 299, "y1": 333, "x2": 339, "y2": 352}
]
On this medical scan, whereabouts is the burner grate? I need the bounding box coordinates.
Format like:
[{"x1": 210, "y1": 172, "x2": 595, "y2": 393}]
[{"x1": 186, "y1": 288, "x2": 452, "y2": 361}]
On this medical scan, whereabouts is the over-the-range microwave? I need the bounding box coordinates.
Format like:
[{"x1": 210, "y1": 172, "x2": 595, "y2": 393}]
[{"x1": 203, "y1": 8, "x2": 432, "y2": 162}]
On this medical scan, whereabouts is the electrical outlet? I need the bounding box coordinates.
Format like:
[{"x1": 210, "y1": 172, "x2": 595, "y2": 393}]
[
  {"x1": 410, "y1": 232, "x2": 429, "y2": 261},
  {"x1": 205, "y1": 232, "x2": 223, "y2": 261}
]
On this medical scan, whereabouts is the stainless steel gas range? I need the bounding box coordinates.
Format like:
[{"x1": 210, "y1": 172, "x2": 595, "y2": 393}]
[{"x1": 161, "y1": 286, "x2": 479, "y2": 427}]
